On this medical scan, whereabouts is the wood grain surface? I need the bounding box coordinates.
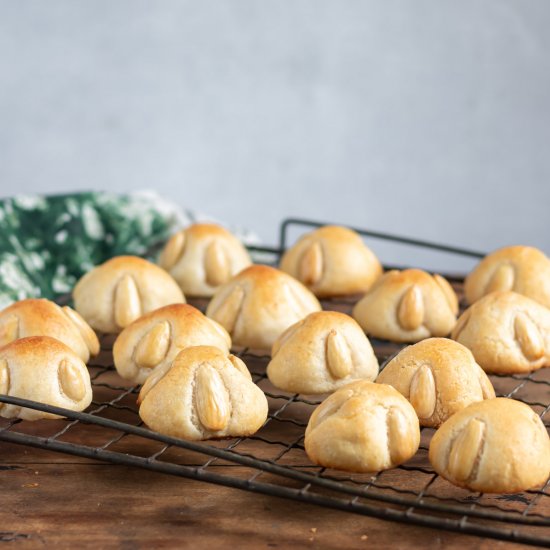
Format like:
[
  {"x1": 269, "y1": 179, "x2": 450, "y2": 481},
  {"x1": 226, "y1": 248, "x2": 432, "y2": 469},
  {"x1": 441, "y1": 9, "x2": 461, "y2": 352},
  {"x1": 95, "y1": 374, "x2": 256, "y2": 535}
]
[
  {"x1": 0, "y1": 452, "x2": 534, "y2": 549},
  {"x1": 0, "y1": 288, "x2": 548, "y2": 548}
]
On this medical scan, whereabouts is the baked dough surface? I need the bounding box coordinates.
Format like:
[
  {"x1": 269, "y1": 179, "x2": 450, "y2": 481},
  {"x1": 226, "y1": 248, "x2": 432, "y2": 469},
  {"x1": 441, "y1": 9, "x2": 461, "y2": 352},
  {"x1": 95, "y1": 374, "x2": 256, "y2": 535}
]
[
  {"x1": 0, "y1": 336, "x2": 93, "y2": 420},
  {"x1": 280, "y1": 225, "x2": 382, "y2": 297},
  {"x1": 159, "y1": 223, "x2": 251, "y2": 297},
  {"x1": 267, "y1": 311, "x2": 379, "y2": 394},
  {"x1": 0, "y1": 298, "x2": 99, "y2": 363},
  {"x1": 305, "y1": 380, "x2": 420, "y2": 472},
  {"x1": 465, "y1": 245, "x2": 550, "y2": 308},
  {"x1": 73, "y1": 255, "x2": 185, "y2": 334},
  {"x1": 113, "y1": 303, "x2": 231, "y2": 384},
  {"x1": 206, "y1": 265, "x2": 321, "y2": 350},
  {"x1": 352, "y1": 269, "x2": 458, "y2": 343},
  {"x1": 452, "y1": 291, "x2": 550, "y2": 373},
  {"x1": 429, "y1": 398, "x2": 550, "y2": 493},
  {"x1": 377, "y1": 338, "x2": 495, "y2": 427},
  {"x1": 138, "y1": 346, "x2": 268, "y2": 440}
]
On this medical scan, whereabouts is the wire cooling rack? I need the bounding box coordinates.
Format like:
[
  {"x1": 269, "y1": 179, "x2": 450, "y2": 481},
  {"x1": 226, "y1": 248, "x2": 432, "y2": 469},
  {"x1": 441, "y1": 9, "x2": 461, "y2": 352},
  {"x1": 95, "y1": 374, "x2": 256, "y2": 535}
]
[{"x1": 0, "y1": 218, "x2": 549, "y2": 547}]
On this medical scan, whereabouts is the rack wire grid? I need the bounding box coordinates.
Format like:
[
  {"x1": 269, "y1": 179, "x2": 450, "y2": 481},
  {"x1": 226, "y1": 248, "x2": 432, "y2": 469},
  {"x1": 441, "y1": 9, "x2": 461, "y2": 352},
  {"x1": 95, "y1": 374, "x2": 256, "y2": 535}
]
[{"x1": 0, "y1": 217, "x2": 549, "y2": 547}]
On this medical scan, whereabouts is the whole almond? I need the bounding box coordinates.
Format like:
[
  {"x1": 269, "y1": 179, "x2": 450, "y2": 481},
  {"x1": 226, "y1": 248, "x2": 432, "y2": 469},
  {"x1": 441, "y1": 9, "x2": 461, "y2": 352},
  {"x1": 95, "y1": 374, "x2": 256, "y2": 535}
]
[
  {"x1": 62, "y1": 306, "x2": 100, "y2": 356},
  {"x1": 448, "y1": 418, "x2": 485, "y2": 481},
  {"x1": 0, "y1": 315, "x2": 19, "y2": 346},
  {"x1": 485, "y1": 263, "x2": 515, "y2": 294},
  {"x1": 134, "y1": 321, "x2": 171, "y2": 369},
  {"x1": 478, "y1": 370, "x2": 496, "y2": 400},
  {"x1": 298, "y1": 241, "x2": 323, "y2": 286},
  {"x1": 514, "y1": 313, "x2": 545, "y2": 361},
  {"x1": 326, "y1": 330, "x2": 352, "y2": 379},
  {"x1": 58, "y1": 359, "x2": 87, "y2": 402},
  {"x1": 397, "y1": 285, "x2": 424, "y2": 331},
  {"x1": 409, "y1": 364, "x2": 436, "y2": 419},
  {"x1": 114, "y1": 275, "x2": 142, "y2": 329},
  {"x1": 451, "y1": 309, "x2": 471, "y2": 341},
  {"x1": 205, "y1": 241, "x2": 231, "y2": 287},
  {"x1": 159, "y1": 231, "x2": 186, "y2": 270},
  {"x1": 387, "y1": 407, "x2": 414, "y2": 465},
  {"x1": 209, "y1": 285, "x2": 245, "y2": 335},
  {"x1": 433, "y1": 274, "x2": 459, "y2": 315},
  {"x1": 195, "y1": 365, "x2": 230, "y2": 432}
]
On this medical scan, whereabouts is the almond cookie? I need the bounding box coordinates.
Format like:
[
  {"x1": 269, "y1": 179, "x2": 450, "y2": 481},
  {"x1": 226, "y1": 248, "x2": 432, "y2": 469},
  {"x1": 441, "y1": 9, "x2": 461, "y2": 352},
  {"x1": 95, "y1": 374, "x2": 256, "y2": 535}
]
[
  {"x1": 113, "y1": 304, "x2": 231, "y2": 384},
  {"x1": 0, "y1": 336, "x2": 93, "y2": 420},
  {"x1": 452, "y1": 291, "x2": 550, "y2": 374},
  {"x1": 465, "y1": 245, "x2": 550, "y2": 308},
  {"x1": 0, "y1": 299, "x2": 99, "y2": 363},
  {"x1": 280, "y1": 225, "x2": 382, "y2": 298},
  {"x1": 267, "y1": 311, "x2": 379, "y2": 394},
  {"x1": 377, "y1": 338, "x2": 495, "y2": 427},
  {"x1": 352, "y1": 269, "x2": 458, "y2": 343},
  {"x1": 73, "y1": 256, "x2": 185, "y2": 334},
  {"x1": 159, "y1": 223, "x2": 252, "y2": 297},
  {"x1": 429, "y1": 398, "x2": 550, "y2": 493},
  {"x1": 206, "y1": 265, "x2": 321, "y2": 350},
  {"x1": 138, "y1": 346, "x2": 268, "y2": 440},
  {"x1": 305, "y1": 380, "x2": 420, "y2": 472}
]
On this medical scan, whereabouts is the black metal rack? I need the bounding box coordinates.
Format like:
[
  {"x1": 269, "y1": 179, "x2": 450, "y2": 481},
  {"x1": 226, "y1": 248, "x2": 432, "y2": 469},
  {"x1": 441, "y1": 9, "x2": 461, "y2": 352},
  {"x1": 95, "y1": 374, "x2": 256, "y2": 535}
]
[{"x1": 0, "y1": 218, "x2": 549, "y2": 547}]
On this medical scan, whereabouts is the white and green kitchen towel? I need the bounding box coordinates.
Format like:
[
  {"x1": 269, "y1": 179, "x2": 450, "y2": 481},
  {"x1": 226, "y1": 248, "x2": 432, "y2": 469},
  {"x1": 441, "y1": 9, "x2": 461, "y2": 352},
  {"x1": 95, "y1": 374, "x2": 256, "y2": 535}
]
[{"x1": 0, "y1": 191, "x2": 198, "y2": 309}]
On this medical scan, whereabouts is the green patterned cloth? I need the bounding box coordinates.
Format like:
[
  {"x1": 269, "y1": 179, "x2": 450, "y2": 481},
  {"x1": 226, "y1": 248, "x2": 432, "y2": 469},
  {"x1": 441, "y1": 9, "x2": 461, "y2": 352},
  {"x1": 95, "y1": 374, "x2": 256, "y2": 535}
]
[{"x1": 0, "y1": 191, "x2": 192, "y2": 308}]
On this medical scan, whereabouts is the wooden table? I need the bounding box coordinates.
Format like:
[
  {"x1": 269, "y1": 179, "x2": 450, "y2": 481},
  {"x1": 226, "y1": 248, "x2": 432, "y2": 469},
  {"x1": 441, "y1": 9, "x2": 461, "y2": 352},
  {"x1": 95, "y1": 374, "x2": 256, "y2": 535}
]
[
  {"x1": 0, "y1": 294, "x2": 547, "y2": 549},
  {"x1": 1, "y1": 356, "x2": 545, "y2": 549},
  {"x1": 0, "y1": 442, "x2": 529, "y2": 549}
]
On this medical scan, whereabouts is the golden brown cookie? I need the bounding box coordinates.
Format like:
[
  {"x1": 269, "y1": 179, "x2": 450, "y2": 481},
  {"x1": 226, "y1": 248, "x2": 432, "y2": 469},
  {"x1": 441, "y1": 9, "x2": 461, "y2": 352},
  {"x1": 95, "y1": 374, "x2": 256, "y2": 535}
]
[
  {"x1": 113, "y1": 304, "x2": 231, "y2": 384},
  {"x1": 73, "y1": 255, "x2": 185, "y2": 334},
  {"x1": 138, "y1": 346, "x2": 268, "y2": 440},
  {"x1": 0, "y1": 336, "x2": 93, "y2": 420},
  {"x1": 304, "y1": 380, "x2": 420, "y2": 472},
  {"x1": 206, "y1": 265, "x2": 321, "y2": 350},
  {"x1": 452, "y1": 291, "x2": 550, "y2": 374},
  {"x1": 352, "y1": 269, "x2": 458, "y2": 343},
  {"x1": 429, "y1": 398, "x2": 550, "y2": 493},
  {"x1": 465, "y1": 245, "x2": 550, "y2": 307},
  {"x1": 0, "y1": 298, "x2": 99, "y2": 363},
  {"x1": 376, "y1": 338, "x2": 495, "y2": 427},
  {"x1": 159, "y1": 223, "x2": 252, "y2": 297},
  {"x1": 280, "y1": 225, "x2": 382, "y2": 297},
  {"x1": 267, "y1": 311, "x2": 379, "y2": 394}
]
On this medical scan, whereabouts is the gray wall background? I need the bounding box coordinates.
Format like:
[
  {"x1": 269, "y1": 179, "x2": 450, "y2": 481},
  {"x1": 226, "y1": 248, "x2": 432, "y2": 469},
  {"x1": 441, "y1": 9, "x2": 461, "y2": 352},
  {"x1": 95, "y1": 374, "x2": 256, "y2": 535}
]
[{"x1": 1, "y1": 1, "x2": 549, "y2": 271}]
